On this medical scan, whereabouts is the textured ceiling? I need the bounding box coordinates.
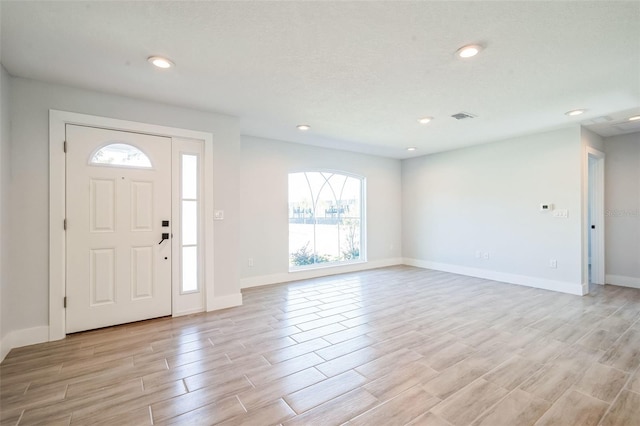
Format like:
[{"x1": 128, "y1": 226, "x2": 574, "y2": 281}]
[{"x1": 1, "y1": 1, "x2": 639, "y2": 158}]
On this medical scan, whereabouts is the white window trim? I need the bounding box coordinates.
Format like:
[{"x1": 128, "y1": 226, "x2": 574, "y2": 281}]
[{"x1": 49, "y1": 110, "x2": 215, "y2": 341}]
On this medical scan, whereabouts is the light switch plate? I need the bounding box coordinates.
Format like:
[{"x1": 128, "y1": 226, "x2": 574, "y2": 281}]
[
  {"x1": 214, "y1": 210, "x2": 224, "y2": 220},
  {"x1": 553, "y1": 209, "x2": 568, "y2": 218}
]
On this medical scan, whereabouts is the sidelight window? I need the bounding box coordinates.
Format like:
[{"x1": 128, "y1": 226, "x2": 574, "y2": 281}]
[{"x1": 180, "y1": 154, "x2": 199, "y2": 293}]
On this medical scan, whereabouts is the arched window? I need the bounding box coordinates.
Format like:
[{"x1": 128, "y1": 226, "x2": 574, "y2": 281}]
[
  {"x1": 289, "y1": 171, "x2": 365, "y2": 269},
  {"x1": 90, "y1": 143, "x2": 152, "y2": 168}
]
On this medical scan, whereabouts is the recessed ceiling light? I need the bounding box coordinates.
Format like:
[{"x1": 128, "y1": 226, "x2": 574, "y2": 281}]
[
  {"x1": 418, "y1": 117, "x2": 433, "y2": 124},
  {"x1": 296, "y1": 124, "x2": 311, "y2": 131},
  {"x1": 628, "y1": 115, "x2": 640, "y2": 121},
  {"x1": 456, "y1": 44, "x2": 483, "y2": 58},
  {"x1": 147, "y1": 56, "x2": 174, "y2": 69},
  {"x1": 407, "y1": 147, "x2": 417, "y2": 152},
  {"x1": 565, "y1": 109, "x2": 586, "y2": 116}
]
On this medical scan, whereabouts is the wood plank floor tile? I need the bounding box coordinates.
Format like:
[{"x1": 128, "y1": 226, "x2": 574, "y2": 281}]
[
  {"x1": 219, "y1": 398, "x2": 295, "y2": 426},
  {"x1": 423, "y1": 356, "x2": 493, "y2": 399},
  {"x1": 263, "y1": 338, "x2": 330, "y2": 364},
  {"x1": 471, "y1": 388, "x2": 550, "y2": 426},
  {"x1": 295, "y1": 314, "x2": 348, "y2": 332},
  {"x1": 150, "y1": 379, "x2": 242, "y2": 422},
  {"x1": 20, "y1": 378, "x2": 144, "y2": 424},
  {"x1": 237, "y1": 367, "x2": 326, "y2": 411},
  {"x1": 482, "y1": 355, "x2": 543, "y2": 391},
  {"x1": 408, "y1": 412, "x2": 454, "y2": 426},
  {"x1": 64, "y1": 358, "x2": 168, "y2": 398},
  {"x1": 314, "y1": 334, "x2": 377, "y2": 361},
  {"x1": 627, "y1": 368, "x2": 640, "y2": 393},
  {"x1": 323, "y1": 324, "x2": 375, "y2": 345},
  {"x1": 574, "y1": 362, "x2": 628, "y2": 403},
  {"x1": 284, "y1": 388, "x2": 378, "y2": 426},
  {"x1": 86, "y1": 406, "x2": 152, "y2": 426},
  {"x1": 349, "y1": 385, "x2": 440, "y2": 426},
  {"x1": 0, "y1": 408, "x2": 23, "y2": 426},
  {"x1": 534, "y1": 389, "x2": 608, "y2": 426},
  {"x1": 599, "y1": 329, "x2": 640, "y2": 372},
  {"x1": 183, "y1": 372, "x2": 253, "y2": 396},
  {"x1": 425, "y1": 341, "x2": 476, "y2": 371},
  {"x1": 600, "y1": 389, "x2": 640, "y2": 426},
  {"x1": 431, "y1": 378, "x2": 508, "y2": 426},
  {"x1": 315, "y1": 345, "x2": 383, "y2": 377},
  {"x1": 158, "y1": 395, "x2": 247, "y2": 425},
  {"x1": 354, "y1": 348, "x2": 423, "y2": 380},
  {"x1": 245, "y1": 352, "x2": 324, "y2": 387},
  {"x1": 363, "y1": 359, "x2": 438, "y2": 401},
  {"x1": 517, "y1": 337, "x2": 568, "y2": 364},
  {"x1": 284, "y1": 369, "x2": 368, "y2": 414},
  {"x1": 2, "y1": 266, "x2": 640, "y2": 425},
  {"x1": 0, "y1": 364, "x2": 64, "y2": 387},
  {"x1": 518, "y1": 363, "x2": 583, "y2": 402},
  {"x1": 73, "y1": 379, "x2": 187, "y2": 424},
  {"x1": 0, "y1": 381, "x2": 67, "y2": 413},
  {"x1": 412, "y1": 334, "x2": 459, "y2": 360},
  {"x1": 290, "y1": 323, "x2": 347, "y2": 343}
]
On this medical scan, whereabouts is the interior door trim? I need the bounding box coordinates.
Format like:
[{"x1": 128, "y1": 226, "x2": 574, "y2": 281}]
[{"x1": 49, "y1": 110, "x2": 215, "y2": 341}]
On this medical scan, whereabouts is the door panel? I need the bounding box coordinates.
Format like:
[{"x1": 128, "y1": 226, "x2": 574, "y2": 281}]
[
  {"x1": 66, "y1": 124, "x2": 172, "y2": 333},
  {"x1": 131, "y1": 181, "x2": 154, "y2": 231},
  {"x1": 90, "y1": 178, "x2": 116, "y2": 232},
  {"x1": 90, "y1": 248, "x2": 115, "y2": 305}
]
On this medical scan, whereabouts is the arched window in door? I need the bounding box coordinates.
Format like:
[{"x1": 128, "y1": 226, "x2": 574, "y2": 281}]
[{"x1": 90, "y1": 143, "x2": 152, "y2": 168}]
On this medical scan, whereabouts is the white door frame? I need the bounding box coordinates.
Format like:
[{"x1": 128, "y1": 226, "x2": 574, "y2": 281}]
[
  {"x1": 49, "y1": 110, "x2": 215, "y2": 341},
  {"x1": 583, "y1": 146, "x2": 605, "y2": 288}
]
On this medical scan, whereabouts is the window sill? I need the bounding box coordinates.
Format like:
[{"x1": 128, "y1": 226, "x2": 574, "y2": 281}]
[{"x1": 289, "y1": 259, "x2": 367, "y2": 273}]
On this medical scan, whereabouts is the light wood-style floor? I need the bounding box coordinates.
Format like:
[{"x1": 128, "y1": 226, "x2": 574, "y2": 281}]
[{"x1": 2, "y1": 266, "x2": 640, "y2": 425}]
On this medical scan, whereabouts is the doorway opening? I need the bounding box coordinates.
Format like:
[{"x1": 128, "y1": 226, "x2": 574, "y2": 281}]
[{"x1": 586, "y1": 147, "x2": 605, "y2": 290}]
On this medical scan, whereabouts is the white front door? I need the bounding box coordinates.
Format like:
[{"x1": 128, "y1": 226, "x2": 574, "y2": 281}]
[{"x1": 66, "y1": 124, "x2": 172, "y2": 333}]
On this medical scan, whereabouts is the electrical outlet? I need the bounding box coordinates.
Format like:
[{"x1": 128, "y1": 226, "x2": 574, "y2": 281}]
[
  {"x1": 248, "y1": 258, "x2": 254, "y2": 267},
  {"x1": 549, "y1": 259, "x2": 557, "y2": 268},
  {"x1": 482, "y1": 252, "x2": 490, "y2": 260},
  {"x1": 214, "y1": 210, "x2": 224, "y2": 220}
]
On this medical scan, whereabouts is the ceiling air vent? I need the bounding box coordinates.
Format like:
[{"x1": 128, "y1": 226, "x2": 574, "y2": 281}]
[
  {"x1": 451, "y1": 112, "x2": 476, "y2": 120},
  {"x1": 583, "y1": 116, "x2": 613, "y2": 125}
]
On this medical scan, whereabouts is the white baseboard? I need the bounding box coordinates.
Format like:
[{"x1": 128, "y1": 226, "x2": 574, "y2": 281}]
[
  {"x1": 606, "y1": 274, "x2": 640, "y2": 289},
  {"x1": 207, "y1": 293, "x2": 243, "y2": 311},
  {"x1": 403, "y1": 258, "x2": 585, "y2": 296},
  {"x1": 240, "y1": 258, "x2": 404, "y2": 289},
  {"x1": 0, "y1": 326, "x2": 50, "y2": 363}
]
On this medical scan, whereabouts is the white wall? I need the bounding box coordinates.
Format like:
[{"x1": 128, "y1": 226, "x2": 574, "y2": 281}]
[
  {"x1": 582, "y1": 127, "x2": 605, "y2": 152},
  {"x1": 0, "y1": 66, "x2": 11, "y2": 354},
  {"x1": 4, "y1": 77, "x2": 241, "y2": 354},
  {"x1": 239, "y1": 135, "x2": 402, "y2": 287},
  {"x1": 402, "y1": 127, "x2": 585, "y2": 295},
  {"x1": 604, "y1": 132, "x2": 640, "y2": 287}
]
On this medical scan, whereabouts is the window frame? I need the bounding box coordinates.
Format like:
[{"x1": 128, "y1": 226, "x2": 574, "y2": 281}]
[{"x1": 288, "y1": 169, "x2": 367, "y2": 272}]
